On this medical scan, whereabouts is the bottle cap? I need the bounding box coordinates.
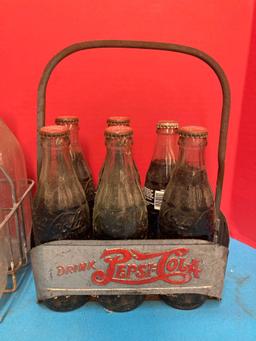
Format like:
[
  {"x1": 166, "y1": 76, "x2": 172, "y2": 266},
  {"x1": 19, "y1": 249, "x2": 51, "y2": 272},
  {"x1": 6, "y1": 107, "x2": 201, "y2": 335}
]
[
  {"x1": 105, "y1": 126, "x2": 133, "y2": 138},
  {"x1": 157, "y1": 120, "x2": 179, "y2": 130},
  {"x1": 40, "y1": 125, "x2": 69, "y2": 137},
  {"x1": 179, "y1": 126, "x2": 208, "y2": 138},
  {"x1": 55, "y1": 116, "x2": 79, "y2": 125},
  {"x1": 107, "y1": 116, "x2": 130, "y2": 126}
]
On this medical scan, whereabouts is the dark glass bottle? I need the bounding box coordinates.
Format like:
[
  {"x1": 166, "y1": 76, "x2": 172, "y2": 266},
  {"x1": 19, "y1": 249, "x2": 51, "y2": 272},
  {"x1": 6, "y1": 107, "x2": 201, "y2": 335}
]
[
  {"x1": 159, "y1": 126, "x2": 216, "y2": 310},
  {"x1": 55, "y1": 116, "x2": 95, "y2": 226},
  {"x1": 32, "y1": 125, "x2": 91, "y2": 312},
  {"x1": 144, "y1": 120, "x2": 178, "y2": 238},
  {"x1": 93, "y1": 126, "x2": 148, "y2": 312},
  {"x1": 98, "y1": 116, "x2": 141, "y2": 186}
]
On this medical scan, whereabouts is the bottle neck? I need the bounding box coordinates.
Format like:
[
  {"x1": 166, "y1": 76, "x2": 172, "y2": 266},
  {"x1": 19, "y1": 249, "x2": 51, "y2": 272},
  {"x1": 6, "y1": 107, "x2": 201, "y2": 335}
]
[
  {"x1": 152, "y1": 129, "x2": 176, "y2": 164},
  {"x1": 39, "y1": 137, "x2": 74, "y2": 183},
  {"x1": 178, "y1": 137, "x2": 207, "y2": 169},
  {"x1": 68, "y1": 124, "x2": 79, "y2": 146},
  {"x1": 103, "y1": 137, "x2": 135, "y2": 181}
]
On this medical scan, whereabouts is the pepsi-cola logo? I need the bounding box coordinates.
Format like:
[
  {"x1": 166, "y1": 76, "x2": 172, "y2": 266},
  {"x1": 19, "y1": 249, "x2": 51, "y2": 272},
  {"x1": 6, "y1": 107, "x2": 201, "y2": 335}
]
[
  {"x1": 57, "y1": 247, "x2": 201, "y2": 286},
  {"x1": 91, "y1": 248, "x2": 201, "y2": 285}
]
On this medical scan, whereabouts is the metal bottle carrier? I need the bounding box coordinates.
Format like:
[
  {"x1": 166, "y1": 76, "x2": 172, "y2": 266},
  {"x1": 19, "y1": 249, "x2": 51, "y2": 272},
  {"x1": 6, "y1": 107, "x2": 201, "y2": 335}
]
[{"x1": 31, "y1": 40, "x2": 230, "y2": 303}]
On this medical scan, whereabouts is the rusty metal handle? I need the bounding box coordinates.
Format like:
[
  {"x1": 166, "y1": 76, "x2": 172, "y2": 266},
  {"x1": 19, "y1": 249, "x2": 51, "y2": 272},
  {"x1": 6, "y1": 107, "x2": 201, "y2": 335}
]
[{"x1": 37, "y1": 40, "x2": 231, "y2": 214}]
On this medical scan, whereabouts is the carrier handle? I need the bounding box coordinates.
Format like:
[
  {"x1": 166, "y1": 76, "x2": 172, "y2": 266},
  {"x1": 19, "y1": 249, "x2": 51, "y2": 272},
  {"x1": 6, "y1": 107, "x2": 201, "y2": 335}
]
[{"x1": 37, "y1": 40, "x2": 230, "y2": 213}]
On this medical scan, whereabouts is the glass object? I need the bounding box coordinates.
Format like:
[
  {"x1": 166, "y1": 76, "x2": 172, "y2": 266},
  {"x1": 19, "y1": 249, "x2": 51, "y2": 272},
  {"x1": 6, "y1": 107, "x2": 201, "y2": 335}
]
[
  {"x1": 32, "y1": 125, "x2": 91, "y2": 312},
  {"x1": 159, "y1": 126, "x2": 216, "y2": 310},
  {"x1": 0, "y1": 220, "x2": 8, "y2": 298},
  {"x1": 98, "y1": 116, "x2": 141, "y2": 185},
  {"x1": 55, "y1": 116, "x2": 95, "y2": 226},
  {"x1": 144, "y1": 120, "x2": 178, "y2": 238},
  {"x1": 0, "y1": 118, "x2": 31, "y2": 269},
  {"x1": 93, "y1": 126, "x2": 148, "y2": 312}
]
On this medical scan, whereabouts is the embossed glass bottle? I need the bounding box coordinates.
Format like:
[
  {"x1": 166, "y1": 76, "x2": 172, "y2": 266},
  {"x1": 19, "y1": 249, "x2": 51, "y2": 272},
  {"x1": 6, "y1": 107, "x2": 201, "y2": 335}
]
[
  {"x1": 159, "y1": 126, "x2": 216, "y2": 310},
  {"x1": 93, "y1": 126, "x2": 148, "y2": 312},
  {"x1": 32, "y1": 125, "x2": 91, "y2": 312},
  {"x1": 144, "y1": 120, "x2": 178, "y2": 238},
  {"x1": 55, "y1": 116, "x2": 95, "y2": 225}
]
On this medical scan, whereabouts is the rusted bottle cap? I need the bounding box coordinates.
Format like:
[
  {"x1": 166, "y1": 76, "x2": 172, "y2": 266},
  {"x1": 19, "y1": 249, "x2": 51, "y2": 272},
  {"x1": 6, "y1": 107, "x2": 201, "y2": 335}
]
[
  {"x1": 179, "y1": 126, "x2": 208, "y2": 138},
  {"x1": 157, "y1": 120, "x2": 179, "y2": 130},
  {"x1": 107, "y1": 116, "x2": 130, "y2": 126},
  {"x1": 105, "y1": 126, "x2": 133, "y2": 138},
  {"x1": 40, "y1": 125, "x2": 69, "y2": 137},
  {"x1": 55, "y1": 116, "x2": 79, "y2": 125},
  {"x1": 157, "y1": 120, "x2": 179, "y2": 129}
]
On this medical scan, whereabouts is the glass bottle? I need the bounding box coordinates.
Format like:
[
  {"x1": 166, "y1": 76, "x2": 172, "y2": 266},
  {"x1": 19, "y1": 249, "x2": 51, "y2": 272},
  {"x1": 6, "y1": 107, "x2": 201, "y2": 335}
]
[
  {"x1": 32, "y1": 125, "x2": 91, "y2": 312},
  {"x1": 55, "y1": 116, "x2": 95, "y2": 226},
  {"x1": 93, "y1": 126, "x2": 148, "y2": 312},
  {"x1": 0, "y1": 118, "x2": 32, "y2": 267},
  {"x1": 98, "y1": 116, "x2": 141, "y2": 186},
  {"x1": 159, "y1": 126, "x2": 216, "y2": 310},
  {"x1": 144, "y1": 120, "x2": 178, "y2": 238}
]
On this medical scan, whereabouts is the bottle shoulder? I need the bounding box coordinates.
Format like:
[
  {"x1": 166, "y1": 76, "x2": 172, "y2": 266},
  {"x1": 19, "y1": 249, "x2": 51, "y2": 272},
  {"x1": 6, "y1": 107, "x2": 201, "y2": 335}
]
[
  {"x1": 145, "y1": 159, "x2": 175, "y2": 190},
  {"x1": 162, "y1": 164, "x2": 215, "y2": 212},
  {"x1": 34, "y1": 174, "x2": 87, "y2": 210}
]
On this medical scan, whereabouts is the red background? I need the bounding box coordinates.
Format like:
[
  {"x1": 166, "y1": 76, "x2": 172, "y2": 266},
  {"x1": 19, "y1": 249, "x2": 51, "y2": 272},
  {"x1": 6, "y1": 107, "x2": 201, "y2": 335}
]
[{"x1": 0, "y1": 1, "x2": 255, "y2": 247}]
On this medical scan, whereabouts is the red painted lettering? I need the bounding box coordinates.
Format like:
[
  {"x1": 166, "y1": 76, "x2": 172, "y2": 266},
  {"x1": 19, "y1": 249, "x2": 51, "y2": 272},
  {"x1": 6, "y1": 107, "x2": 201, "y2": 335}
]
[
  {"x1": 79, "y1": 262, "x2": 87, "y2": 271},
  {"x1": 91, "y1": 247, "x2": 202, "y2": 286},
  {"x1": 57, "y1": 266, "x2": 65, "y2": 276},
  {"x1": 115, "y1": 264, "x2": 127, "y2": 279},
  {"x1": 87, "y1": 260, "x2": 96, "y2": 270}
]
